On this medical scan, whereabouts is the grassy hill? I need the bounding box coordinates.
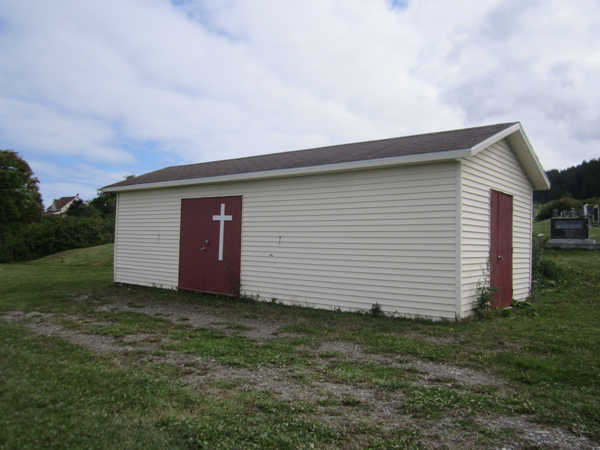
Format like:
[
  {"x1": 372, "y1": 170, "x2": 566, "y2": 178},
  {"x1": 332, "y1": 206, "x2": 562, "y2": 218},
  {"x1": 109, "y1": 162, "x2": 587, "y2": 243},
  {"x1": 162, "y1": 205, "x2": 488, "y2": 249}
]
[{"x1": 26, "y1": 243, "x2": 114, "y2": 268}]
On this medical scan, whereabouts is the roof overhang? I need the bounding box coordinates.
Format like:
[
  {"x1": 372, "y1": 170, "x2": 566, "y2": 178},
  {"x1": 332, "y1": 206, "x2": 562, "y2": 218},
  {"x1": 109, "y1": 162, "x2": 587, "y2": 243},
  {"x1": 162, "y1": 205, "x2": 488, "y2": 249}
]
[
  {"x1": 104, "y1": 123, "x2": 550, "y2": 193},
  {"x1": 103, "y1": 148, "x2": 473, "y2": 192},
  {"x1": 471, "y1": 122, "x2": 550, "y2": 190}
]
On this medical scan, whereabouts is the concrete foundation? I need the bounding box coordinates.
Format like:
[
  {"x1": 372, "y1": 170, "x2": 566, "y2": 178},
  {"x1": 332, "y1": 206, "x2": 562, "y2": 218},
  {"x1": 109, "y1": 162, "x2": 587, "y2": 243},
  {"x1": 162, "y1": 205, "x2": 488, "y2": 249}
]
[{"x1": 546, "y1": 239, "x2": 600, "y2": 250}]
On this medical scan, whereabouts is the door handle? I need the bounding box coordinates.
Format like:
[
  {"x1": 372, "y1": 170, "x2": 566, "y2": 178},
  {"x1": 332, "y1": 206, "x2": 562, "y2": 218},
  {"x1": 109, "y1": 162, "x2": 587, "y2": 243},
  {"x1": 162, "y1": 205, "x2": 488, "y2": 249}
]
[
  {"x1": 497, "y1": 255, "x2": 504, "y2": 260},
  {"x1": 200, "y1": 247, "x2": 206, "y2": 251}
]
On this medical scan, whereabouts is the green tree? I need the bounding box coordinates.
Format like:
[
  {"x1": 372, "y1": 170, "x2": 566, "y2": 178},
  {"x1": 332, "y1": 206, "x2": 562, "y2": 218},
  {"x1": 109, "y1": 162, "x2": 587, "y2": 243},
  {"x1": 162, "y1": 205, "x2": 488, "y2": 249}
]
[
  {"x1": 0, "y1": 150, "x2": 44, "y2": 260},
  {"x1": 88, "y1": 190, "x2": 116, "y2": 219},
  {"x1": 65, "y1": 198, "x2": 101, "y2": 218},
  {"x1": 0, "y1": 150, "x2": 43, "y2": 227},
  {"x1": 535, "y1": 159, "x2": 600, "y2": 202},
  {"x1": 537, "y1": 196, "x2": 583, "y2": 221},
  {"x1": 87, "y1": 175, "x2": 134, "y2": 220}
]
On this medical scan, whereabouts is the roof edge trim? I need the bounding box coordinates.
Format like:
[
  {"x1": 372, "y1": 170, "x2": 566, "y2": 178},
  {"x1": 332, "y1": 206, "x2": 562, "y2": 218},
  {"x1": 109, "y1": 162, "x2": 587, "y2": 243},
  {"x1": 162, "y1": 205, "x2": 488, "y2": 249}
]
[
  {"x1": 470, "y1": 123, "x2": 521, "y2": 155},
  {"x1": 104, "y1": 147, "x2": 472, "y2": 192},
  {"x1": 470, "y1": 122, "x2": 550, "y2": 190}
]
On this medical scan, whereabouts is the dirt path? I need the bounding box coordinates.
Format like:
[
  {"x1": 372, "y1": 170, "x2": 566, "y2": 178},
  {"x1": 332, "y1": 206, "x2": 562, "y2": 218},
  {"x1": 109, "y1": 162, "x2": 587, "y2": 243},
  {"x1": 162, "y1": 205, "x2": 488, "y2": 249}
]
[{"x1": 2, "y1": 302, "x2": 598, "y2": 450}]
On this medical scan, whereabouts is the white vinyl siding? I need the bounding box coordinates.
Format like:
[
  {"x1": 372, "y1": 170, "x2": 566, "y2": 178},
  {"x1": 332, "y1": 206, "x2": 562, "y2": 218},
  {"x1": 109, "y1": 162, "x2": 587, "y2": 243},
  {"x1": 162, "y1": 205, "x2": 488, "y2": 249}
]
[
  {"x1": 460, "y1": 139, "x2": 533, "y2": 314},
  {"x1": 115, "y1": 162, "x2": 458, "y2": 319}
]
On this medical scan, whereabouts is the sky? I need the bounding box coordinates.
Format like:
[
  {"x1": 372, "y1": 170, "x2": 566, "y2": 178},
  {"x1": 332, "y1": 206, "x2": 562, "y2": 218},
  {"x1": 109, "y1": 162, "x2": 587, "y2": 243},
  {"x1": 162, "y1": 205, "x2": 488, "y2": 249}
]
[{"x1": 0, "y1": 0, "x2": 599, "y2": 206}]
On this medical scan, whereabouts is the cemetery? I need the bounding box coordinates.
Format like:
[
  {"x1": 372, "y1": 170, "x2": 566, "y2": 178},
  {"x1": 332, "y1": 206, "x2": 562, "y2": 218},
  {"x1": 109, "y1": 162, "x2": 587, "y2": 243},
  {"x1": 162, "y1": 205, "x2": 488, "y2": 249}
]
[{"x1": 545, "y1": 203, "x2": 600, "y2": 250}]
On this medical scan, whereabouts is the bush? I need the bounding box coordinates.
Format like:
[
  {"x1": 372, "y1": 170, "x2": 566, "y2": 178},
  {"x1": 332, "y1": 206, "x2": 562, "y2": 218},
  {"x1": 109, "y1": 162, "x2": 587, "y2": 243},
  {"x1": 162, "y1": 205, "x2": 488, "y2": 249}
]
[
  {"x1": 537, "y1": 197, "x2": 582, "y2": 221},
  {"x1": 531, "y1": 232, "x2": 565, "y2": 283},
  {"x1": 536, "y1": 196, "x2": 600, "y2": 222},
  {"x1": 532, "y1": 234, "x2": 548, "y2": 279},
  {"x1": 474, "y1": 260, "x2": 497, "y2": 315},
  {"x1": 536, "y1": 257, "x2": 564, "y2": 281},
  {"x1": 0, "y1": 216, "x2": 114, "y2": 262}
]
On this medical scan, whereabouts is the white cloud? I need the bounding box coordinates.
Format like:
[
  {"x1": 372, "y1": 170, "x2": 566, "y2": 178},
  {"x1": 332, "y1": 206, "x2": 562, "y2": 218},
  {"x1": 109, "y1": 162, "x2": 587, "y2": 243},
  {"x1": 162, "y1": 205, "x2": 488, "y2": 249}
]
[
  {"x1": 0, "y1": 0, "x2": 598, "y2": 203},
  {"x1": 412, "y1": 0, "x2": 600, "y2": 169},
  {"x1": 0, "y1": 99, "x2": 135, "y2": 163},
  {"x1": 28, "y1": 159, "x2": 130, "y2": 205}
]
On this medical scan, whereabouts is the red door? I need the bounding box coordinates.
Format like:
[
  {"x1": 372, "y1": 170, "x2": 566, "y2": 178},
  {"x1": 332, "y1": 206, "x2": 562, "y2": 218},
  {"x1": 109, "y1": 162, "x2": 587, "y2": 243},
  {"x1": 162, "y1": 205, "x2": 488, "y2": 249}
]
[
  {"x1": 490, "y1": 190, "x2": 513, "y2": 308},
  {"x1": 179, "y1": 196, "x2": 242, "y2": 296}
]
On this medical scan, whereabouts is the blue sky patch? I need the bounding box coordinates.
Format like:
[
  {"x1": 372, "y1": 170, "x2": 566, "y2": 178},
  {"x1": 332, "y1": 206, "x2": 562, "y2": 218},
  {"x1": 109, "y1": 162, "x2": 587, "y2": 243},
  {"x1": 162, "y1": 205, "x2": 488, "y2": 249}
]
[{"x1": 387, "y1": 0, "x2": 410, "y2": 11}]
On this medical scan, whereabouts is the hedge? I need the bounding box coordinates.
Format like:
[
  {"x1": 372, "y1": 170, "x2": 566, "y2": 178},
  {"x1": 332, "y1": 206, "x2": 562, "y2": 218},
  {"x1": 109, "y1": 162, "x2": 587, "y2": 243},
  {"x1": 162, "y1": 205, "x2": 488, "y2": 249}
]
[{"x1": 0, "y1": 215, "x2": 115, "y2": 262}]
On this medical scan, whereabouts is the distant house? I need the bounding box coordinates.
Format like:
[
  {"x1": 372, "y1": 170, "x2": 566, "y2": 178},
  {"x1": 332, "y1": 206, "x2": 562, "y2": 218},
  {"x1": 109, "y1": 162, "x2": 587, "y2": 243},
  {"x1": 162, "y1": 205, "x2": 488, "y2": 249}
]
[
  {"x1": 46, "y1": 195, "x2": 79, "y2": 216},
  {"x1": 104, "y1": 123, "x2": 550, "y2": 319}
]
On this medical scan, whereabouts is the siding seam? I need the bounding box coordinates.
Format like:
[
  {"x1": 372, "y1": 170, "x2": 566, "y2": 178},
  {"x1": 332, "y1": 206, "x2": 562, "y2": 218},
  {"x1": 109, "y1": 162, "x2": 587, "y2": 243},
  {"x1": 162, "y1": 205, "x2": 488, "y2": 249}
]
[
  {"x1": 113, "y1": 192, "x2": 120, "y2": 283},
  {"x1": 455, "y1": 160, "x2": 463, "y2": 319}
]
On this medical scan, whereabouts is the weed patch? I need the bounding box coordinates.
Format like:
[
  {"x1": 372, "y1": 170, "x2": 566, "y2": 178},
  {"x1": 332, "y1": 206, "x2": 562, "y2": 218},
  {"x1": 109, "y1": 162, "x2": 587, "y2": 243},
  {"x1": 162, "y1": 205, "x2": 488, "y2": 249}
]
[
  {"x1": 314, "y1": 361, "x2": 413, "y2": 391},
  {"x1": 364, "y1": 334, "x2": 454, "y2": 361},
  {"x1": 167, "y1": 330, "x2": 309, "y2": 367},
  {"x1": 89, "y1": 311, "x2": 175, "y2": 338}
]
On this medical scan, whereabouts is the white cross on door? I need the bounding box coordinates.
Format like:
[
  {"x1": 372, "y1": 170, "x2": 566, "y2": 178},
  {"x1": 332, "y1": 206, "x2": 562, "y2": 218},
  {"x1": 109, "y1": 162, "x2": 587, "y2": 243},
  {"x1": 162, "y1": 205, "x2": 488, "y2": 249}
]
[{"x1": 212, "y1": 203, "x2": 233, "y2": 261}]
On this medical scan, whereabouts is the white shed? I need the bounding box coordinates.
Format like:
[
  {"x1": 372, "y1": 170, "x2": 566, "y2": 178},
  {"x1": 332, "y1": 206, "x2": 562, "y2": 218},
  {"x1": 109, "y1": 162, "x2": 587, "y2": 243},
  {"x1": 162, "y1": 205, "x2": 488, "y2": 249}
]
[{"x1": 104, "y1": 122, "x2": 550, "y2": 319}]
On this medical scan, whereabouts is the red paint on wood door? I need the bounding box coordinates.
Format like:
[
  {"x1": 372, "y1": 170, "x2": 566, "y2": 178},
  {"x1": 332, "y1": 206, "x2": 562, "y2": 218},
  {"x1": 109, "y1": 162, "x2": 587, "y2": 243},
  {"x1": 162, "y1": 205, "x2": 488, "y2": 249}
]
[
  {"x1": 179, "y1": 196, "x2": 242, "y2": 296},
  {"x1": 490, "y1": 190, "x2": 513, "y2": 308}
]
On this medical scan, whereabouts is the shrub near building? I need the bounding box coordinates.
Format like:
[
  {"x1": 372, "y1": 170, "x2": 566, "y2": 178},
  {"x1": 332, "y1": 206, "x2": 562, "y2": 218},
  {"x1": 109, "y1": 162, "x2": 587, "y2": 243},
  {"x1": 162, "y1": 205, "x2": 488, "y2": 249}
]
[
  {"x1": 536, "y1": 196, "x2": 600, "y2": 221},
  {"x1": 4, "y1": 215, "x2": 114, "y2": 263},
  {"x1": 12, "y1": 215, "x2": 115, "y2": 262}
]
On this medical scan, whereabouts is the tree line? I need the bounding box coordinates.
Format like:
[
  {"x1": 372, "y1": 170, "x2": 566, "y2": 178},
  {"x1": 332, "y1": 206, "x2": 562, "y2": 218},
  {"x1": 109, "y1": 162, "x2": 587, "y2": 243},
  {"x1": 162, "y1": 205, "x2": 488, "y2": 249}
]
[
  {"x1": 535, "y1": 158, "x2": 600, "y2": 203},
  {"x1": 1, "y1": 150, "x2": 117, "y2": 262}
]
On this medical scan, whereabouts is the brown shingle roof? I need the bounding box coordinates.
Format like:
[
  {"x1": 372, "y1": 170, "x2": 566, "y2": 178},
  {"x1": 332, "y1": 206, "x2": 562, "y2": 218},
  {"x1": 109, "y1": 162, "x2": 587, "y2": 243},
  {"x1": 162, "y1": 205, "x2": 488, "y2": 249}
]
[
  {"x1": 105, "y1": 123, "x2": 517, "y2": 189},
  {"x1": 49, "y1": 196, "x2": 77, "y2": 211}
]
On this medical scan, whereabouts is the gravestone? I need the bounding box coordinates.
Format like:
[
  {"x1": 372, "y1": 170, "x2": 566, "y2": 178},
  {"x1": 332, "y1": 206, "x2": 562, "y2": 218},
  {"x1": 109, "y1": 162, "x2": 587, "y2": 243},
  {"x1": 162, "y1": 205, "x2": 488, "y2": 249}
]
[
  {"x1": 550, "y1": 217, "x2": 589, "y2": 240},
  {"x1": 560, "y1": 210, "x2": 566, "y2": 217},
  {"x1": 594, "y1": 205, "x2": 600, "y2": 224},
  {"x1": 570, "y1": 207, "x2": 577, "y2": 217},
  {"x1": 552, "y1": 209, "x2": 558, "y2": 218},
  {"x1": 583, "y1": 204, "x2": 589, "y2": 216}
]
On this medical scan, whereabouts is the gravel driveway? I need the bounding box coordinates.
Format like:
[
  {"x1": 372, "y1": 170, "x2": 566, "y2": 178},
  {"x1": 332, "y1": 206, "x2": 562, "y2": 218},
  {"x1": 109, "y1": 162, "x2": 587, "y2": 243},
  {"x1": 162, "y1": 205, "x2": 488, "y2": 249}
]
[{"x1": 2, "y1": 297, "x2": 598, "y2": 450}]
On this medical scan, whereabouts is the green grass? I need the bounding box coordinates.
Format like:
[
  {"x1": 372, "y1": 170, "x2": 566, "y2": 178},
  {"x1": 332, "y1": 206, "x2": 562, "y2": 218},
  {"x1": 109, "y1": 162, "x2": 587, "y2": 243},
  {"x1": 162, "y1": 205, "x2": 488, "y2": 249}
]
[
  {"x1": 1, "y1": 244, "x2": 600, "y2": 448},
  {"x1": 167, "y1": 329, "x2": 309, "y2": 367},
  {"x1": 311, "y1": 361, "x2": 416, "y2": 391},
  {"x1": 26, "y1": 243, "x2": 115, "y2": 267},
  {"x1": 0, "y1": 322, "x2": 339, "y2": 449},
  {"x1": 89, "y1": 311, "x2": 176, "y2": 337},
  {"x1": 0, "y1": 244, "x2": 114, "y2": 314}
]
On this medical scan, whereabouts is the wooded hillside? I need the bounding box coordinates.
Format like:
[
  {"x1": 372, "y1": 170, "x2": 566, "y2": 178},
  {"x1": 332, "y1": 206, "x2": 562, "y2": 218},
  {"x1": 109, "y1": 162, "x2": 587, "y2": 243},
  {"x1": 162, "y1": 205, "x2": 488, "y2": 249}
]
[{"x1": 536, "y1": 159, "x2": 600, "y2": 202}]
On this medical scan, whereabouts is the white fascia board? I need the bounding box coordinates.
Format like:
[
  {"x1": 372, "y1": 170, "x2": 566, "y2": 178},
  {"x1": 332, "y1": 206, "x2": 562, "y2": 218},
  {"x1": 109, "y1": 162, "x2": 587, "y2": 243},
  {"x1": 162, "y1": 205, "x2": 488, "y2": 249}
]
[
  {"x1": 103, "y1": 148, "x2": 472, "y2": 192},
  {"x1": 470, "y1": 123, "x2": 521, "y2": 156},
  {"x1": 470, "y1": 122, "x2": 550, "y2": 191},
  {"x1": 508, "y1": 126, "x2": 551, "y2": 190}
]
